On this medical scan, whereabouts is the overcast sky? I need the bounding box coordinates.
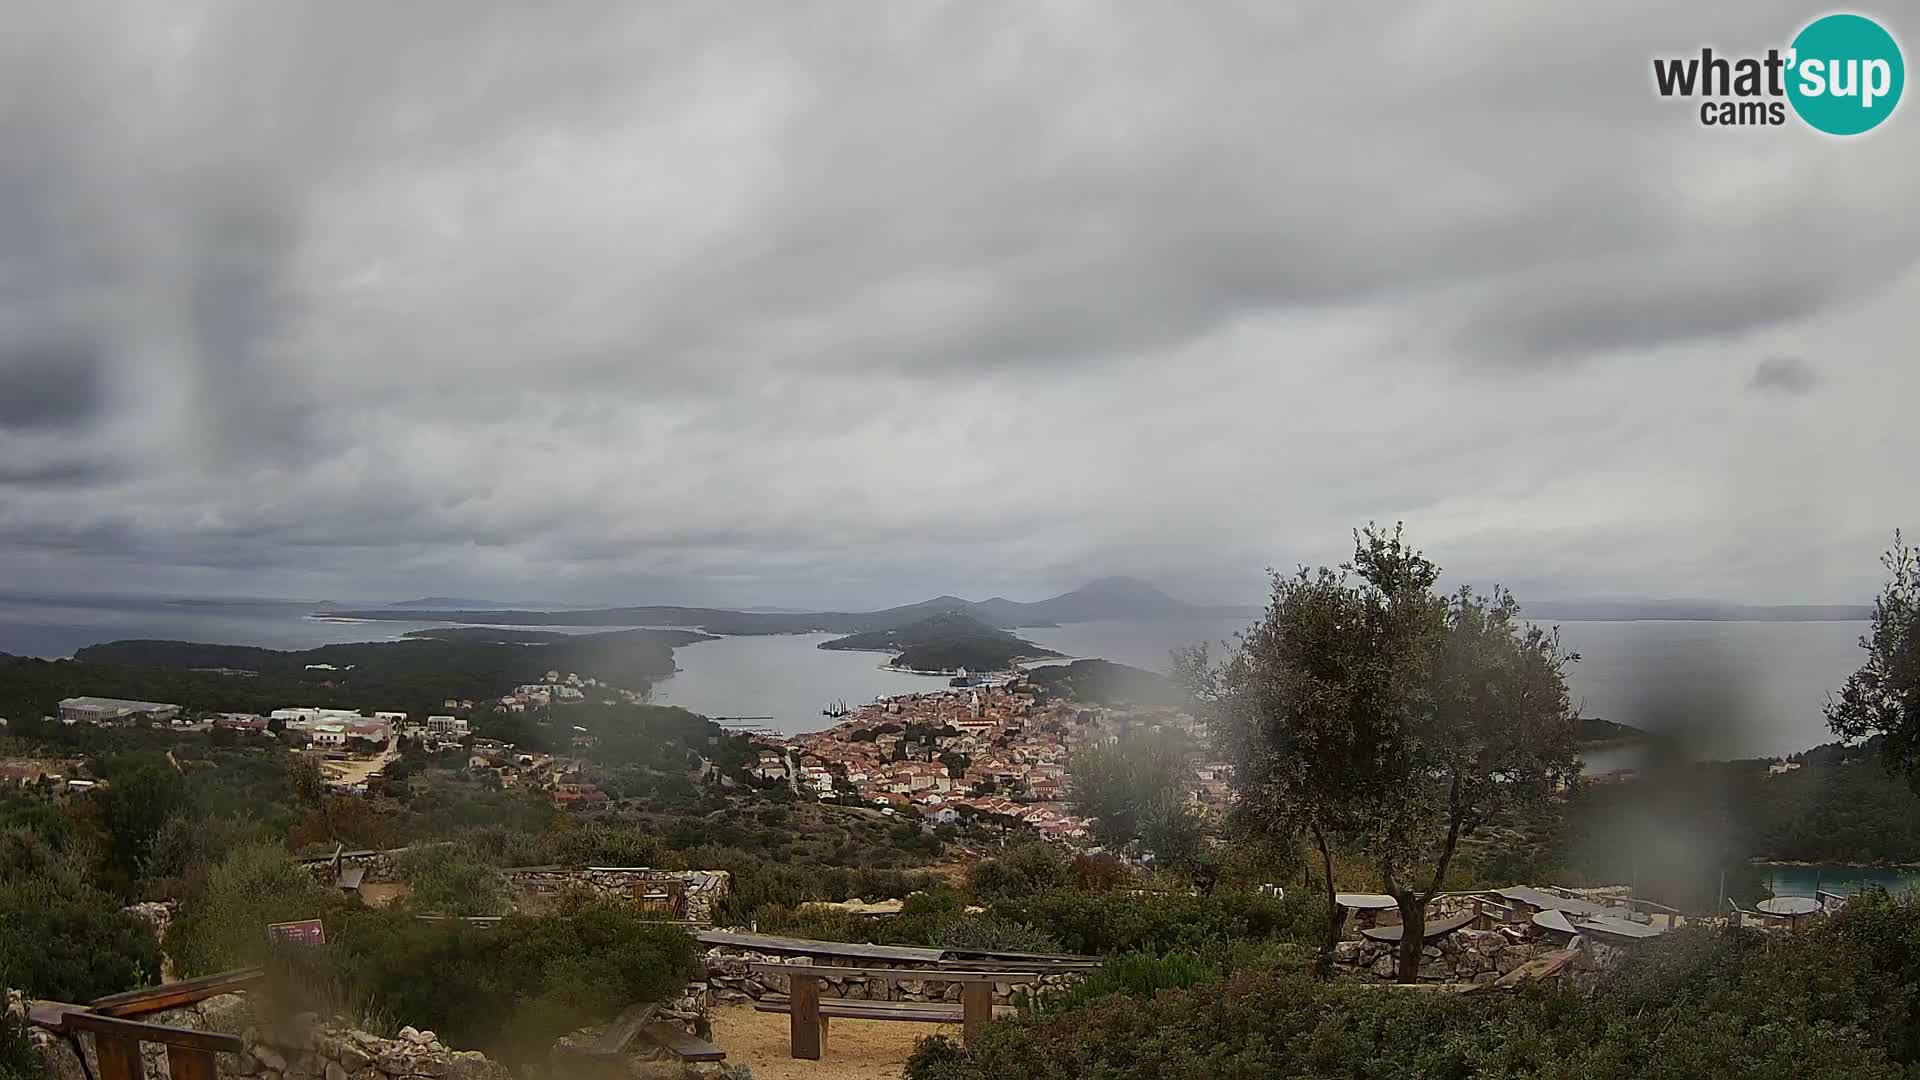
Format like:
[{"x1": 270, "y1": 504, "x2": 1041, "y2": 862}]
[{"x1": 2, "y1": 1, "x2": 1916, "y2": 610}]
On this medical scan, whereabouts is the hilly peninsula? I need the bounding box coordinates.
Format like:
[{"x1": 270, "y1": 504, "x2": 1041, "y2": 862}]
[
  {"x1": 819, "y1": 611, "x2": 1062, "y2": 673},
  {"x1": 321, "y1": 576, "x2": 1254, "y2": 635}
]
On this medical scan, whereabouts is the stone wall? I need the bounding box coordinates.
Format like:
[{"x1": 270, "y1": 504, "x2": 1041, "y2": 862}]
[
  {"x1": 299, "y1": 849, "x2": 405, "y2": 887},
  {"x1": 703, "y1": 947, "x2": 1080, "y2": 1007},
  {"x1": 503, "y1": 868, "x2": 730, "y2": 925},
  {"x1": 15, "y1": 992, "x2": 506, "y2": 1080},
  {"x1": 1331, "y1": 928, "x2": 1561, "y2": 983},
  {"x1": 298, "y1": 853, "x2": 731, "y2": 925}
]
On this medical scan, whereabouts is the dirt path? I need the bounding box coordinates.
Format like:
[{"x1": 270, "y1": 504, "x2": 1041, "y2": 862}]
[
  {"x1": 320, "y1": 736, "x2": 398, "y2": 787},
  {"x1": 708, "y1": 1004, "x2": 954, "y2": 1080}
]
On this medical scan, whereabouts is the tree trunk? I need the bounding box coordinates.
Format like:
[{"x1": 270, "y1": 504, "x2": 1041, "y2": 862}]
[
  {"x1": 1313, "y1": 825, "x2": 1345, "y2": 976},
  {"x1": 1394, "y1": 893, "x2": 1427, "y2": 984}
]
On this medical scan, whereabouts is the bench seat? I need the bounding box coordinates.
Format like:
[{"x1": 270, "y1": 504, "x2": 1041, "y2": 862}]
[{"x1": 753, "y1": 995, "x2": 1017, "y2": 1023}]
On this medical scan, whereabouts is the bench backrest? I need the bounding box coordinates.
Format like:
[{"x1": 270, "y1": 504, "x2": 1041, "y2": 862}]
[{"x1": 746, "y1": 962, "x2": 1042, "y2": 983}]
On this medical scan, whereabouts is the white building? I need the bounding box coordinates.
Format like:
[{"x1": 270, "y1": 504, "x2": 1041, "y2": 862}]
[
  {"x1": 426, "y1": 715, "x2": 468, "y2": 735},
  {"x1": 309, "y1": 722, "x2": 349, "y2": 747},
  {"x1": 271, "y1": 707, "x2": 363, "y2": 730}
]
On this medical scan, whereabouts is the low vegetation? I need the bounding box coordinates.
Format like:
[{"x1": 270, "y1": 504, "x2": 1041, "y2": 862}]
[{"x1": 910, "y1": 890, "x2": 1920, "y2": 1080}]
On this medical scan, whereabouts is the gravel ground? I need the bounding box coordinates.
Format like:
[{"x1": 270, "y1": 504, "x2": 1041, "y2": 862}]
[{"x1": 707, "y1": 1003, "x2": 960, "y2": 1080}]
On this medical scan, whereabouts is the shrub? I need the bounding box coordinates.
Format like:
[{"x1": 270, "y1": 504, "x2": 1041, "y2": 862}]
[
  {"x1": 1067, "y1": 852, "x2": 1128, "y2": 892},
  {"x1": 0, "y1": 876, "x2": 161, "y2": 1002},
  {"x1": 906, "y1": 898, "x2": 1920, "y2": 1080},
  {"x1": 968, "y1": 844, "x2": 1072, "y2": 902},
  {"x1": 167, "y1": 843, "x2": 345, "y2": 976},
  {"x1": 0, "y1": 1011, "x2": 45, "y2": 1080},
  {"x1": 397, "y1": 845, "x2": 506, "y2": 915},
  {"x1": 320, "y1": 898, "x2": 701, "y2": 1061},
  {"x1": 934, "y1": 916, "x2": 1062, "y2": 955},
  {"x1": 1027, "y1": 949, "x2": 1222, "y2": 1015},
  {"x1": 988, "y1": 888, "x2": 1323, "y2": 956}
]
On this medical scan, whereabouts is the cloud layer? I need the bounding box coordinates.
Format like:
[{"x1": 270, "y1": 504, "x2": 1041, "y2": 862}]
[{"x1": 2, "y1": 1, "x2": 1917, "y2": 607}]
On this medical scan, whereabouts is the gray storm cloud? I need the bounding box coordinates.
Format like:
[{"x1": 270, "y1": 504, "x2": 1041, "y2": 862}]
[{"x1": 0, "y1": 0, "x2": 1916, "y2": 607}]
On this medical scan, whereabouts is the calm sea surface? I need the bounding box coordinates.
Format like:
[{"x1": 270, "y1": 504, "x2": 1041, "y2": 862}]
[
  {"x1": 0, "y1": 593, "x2": 1870, "y2": 754},
  {"x1": 1020, "y1": 617, "x2": 1869, "y2": 761},
  {"x1": 1763, "y1": 865, "x2": 1920, "y2": 898}
]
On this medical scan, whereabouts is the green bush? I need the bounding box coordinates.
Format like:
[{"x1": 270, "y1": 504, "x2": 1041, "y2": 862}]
[
  {"x1": 908, "y1": 896, "x2": 1920, "y2": 1080},
  {"x1": 311, "y1": 898, "x2": 700, "y2": 1061},
  {"x1": 167, "y1": 843, "x2": 346, "y2": 976},
  {"x1": 933, "y1": 915, "x2": 1062, "y2": 955},
  {"x1": 1028, "y1": 949, "x2": 1222, "y2": 1015},
  {"x1": 396, "y1": 845, "x2": 506, "y2": 915},
  {"x1": 988, "y1": 889, "x2": 1323, "y2": 955},
  {"x1": 0, "y1": 876, "x2": 161, "y2": 1002},
  {"x1": 968, "y1": 844, "x2": 1072, "y2": 902},
  {"x1": 0, "y1": 1011, "x2": 45, "y2": 1080}
]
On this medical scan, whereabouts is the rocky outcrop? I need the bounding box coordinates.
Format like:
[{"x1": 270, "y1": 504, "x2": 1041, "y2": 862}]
[
  {"x1": 120, "y1": 902, "x2": 179, "y2": 982},
  {"x1": 702, "y1": 947, "x2": 1080, "y2": 1007}
]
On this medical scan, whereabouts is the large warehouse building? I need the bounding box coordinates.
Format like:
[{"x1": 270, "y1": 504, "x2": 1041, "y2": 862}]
[{"x1": 58, "y1": 696, "x2": 183, "y2": 725}]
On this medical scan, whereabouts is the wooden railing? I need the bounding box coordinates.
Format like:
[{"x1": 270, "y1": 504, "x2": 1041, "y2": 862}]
[{"x1": 27, "y1": 969, "x2": 265, "y2": 1080}]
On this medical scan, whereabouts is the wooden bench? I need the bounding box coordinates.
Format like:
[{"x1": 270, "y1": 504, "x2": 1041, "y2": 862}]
[{"x1": 746, "y1": 963, "x2": 1031, "y2": 1060}]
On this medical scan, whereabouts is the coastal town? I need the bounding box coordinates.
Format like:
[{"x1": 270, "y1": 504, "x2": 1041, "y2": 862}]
[
  {"x1": 10, "y1": 667, "x2": 1242, "y2": 850},
  {"x1": 754, "y1": 675, "x2": 1232, "y2": 841},
  {"x1": 4, "y1": 670, "x2": 648, "y2": 808}
]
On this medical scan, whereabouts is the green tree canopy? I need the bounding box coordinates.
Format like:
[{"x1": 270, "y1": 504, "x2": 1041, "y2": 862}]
[
  {"x1": 1829, "y1": 531, "x2": 1920, "y2": 787},
  {"x1": 1187, "y1": 524, "x2": 1579, "y2": 980}
]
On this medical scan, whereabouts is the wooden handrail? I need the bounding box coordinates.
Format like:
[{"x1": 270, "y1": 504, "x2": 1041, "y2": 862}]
[
  {"x1": 30, "y1": 976, "x2": 255, "y2": 1080},
  {"x1": 88, "y1": 968, "x2": 266, "y2": 1018},
  {"x1": 31, "y1": 1007, "x2": 244, "y2": 1055}
]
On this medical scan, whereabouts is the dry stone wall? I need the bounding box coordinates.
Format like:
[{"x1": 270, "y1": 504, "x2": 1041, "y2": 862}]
[
  {"x1": 703, "y1": 947, "x2": 1079, "y2": 1007},
  {"x1": 1331, "y1": 928, "x2": 1561, "y2": 983},
  {"x1": 299, "y1": 849, "x2": 405, "y2": 887},
  {"x1": 503, "y1": 868, "x2": 729, "y2": 924}
]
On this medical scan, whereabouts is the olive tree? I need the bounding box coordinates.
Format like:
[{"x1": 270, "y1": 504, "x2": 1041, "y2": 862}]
[
  {"x1": 1189, "y1": 524, "x2": 1579, "y2": 981},
  {"x1": 1828, "y1": 532, "x2": 1920, "y2": 787},
  {"x1": 1068, "y1": 730, "x2": 1211, "y2": 883}
]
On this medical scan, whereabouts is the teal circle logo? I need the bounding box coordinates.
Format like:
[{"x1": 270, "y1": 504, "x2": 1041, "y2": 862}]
[{"x1": 1787, "y1": 14, "x2": 1904, "y2": 135}]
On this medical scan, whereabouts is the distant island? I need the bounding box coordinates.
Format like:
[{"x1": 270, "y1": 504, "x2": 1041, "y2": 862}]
[
  {"x1": 1025, "y1": 658, "x2": 1191, "y2": 708},
  {"x1": 1579, "y1": 716, "x2": 1649, "y2": 746},
  {"x1": 819, "y1": 611, "x2": 1062, "y2": 672},
  {"x1": 321, "y1": 579, "x2": 1871, "y2": 634},
  {"x1": 320, "y1": 576, "x2": 1256, "y2": 635}
]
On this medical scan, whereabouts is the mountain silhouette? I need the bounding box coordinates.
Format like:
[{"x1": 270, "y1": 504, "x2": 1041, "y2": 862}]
[{"x1": 326, "y1": 577, "x2": 1240, "y2": 633}]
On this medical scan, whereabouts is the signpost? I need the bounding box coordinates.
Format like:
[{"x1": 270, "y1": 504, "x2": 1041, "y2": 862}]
[{"x1": 265, "y1": 919, "x2": 326, "y2": 946}]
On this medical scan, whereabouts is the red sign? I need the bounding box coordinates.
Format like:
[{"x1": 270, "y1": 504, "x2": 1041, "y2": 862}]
[{"x1": 266, "y1": 919, "x2": 327, "y2": 946}]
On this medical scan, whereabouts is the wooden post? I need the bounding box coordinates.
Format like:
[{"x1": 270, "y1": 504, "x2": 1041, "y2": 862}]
[
  {"x1": 93, "y1": 1035, "x2": 142, "y2": 1080},
  {"x1": 166, "y1": 1046, "x2": 220, "y2": 1080},
  {"x1": 789, "y1": 973, "x2": 825, "y2": 1060},
  {"x1": 961, "y1": 982, "x2": 994, "y2": 1048}
]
